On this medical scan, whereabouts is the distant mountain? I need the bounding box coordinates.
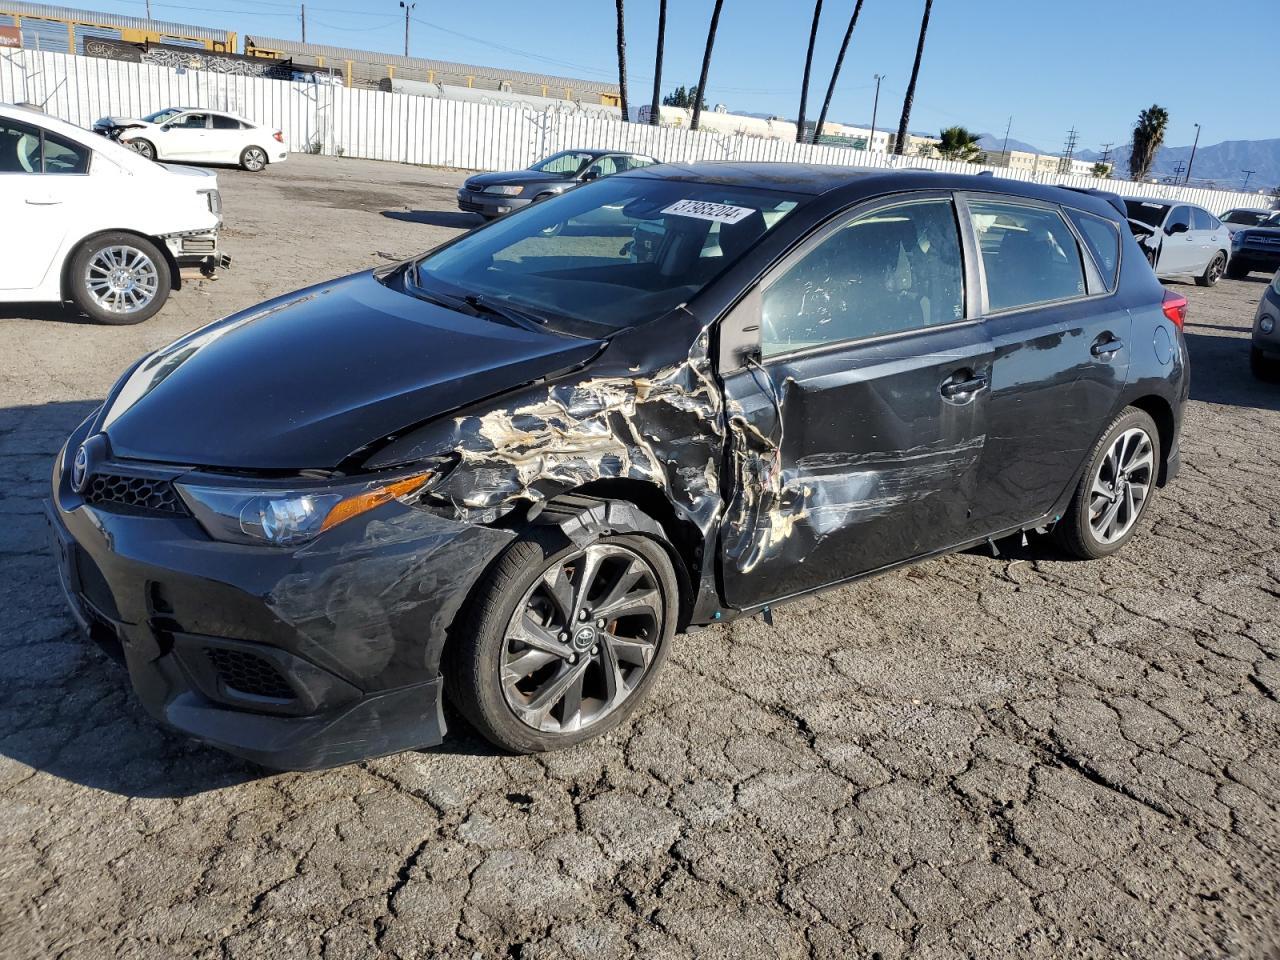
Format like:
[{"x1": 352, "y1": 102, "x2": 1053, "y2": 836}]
[
  {"x1": 1078, "y1": 139, "x2": 1280, "y2": 192},
  {"x1": 976, "y1": 133, "x2": 1047, "y2": 155}
]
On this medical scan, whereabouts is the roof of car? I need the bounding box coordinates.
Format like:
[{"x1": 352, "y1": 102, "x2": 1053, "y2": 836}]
[{"x1": 623, "y1": 161, "x2": 1128, "y2": 213}]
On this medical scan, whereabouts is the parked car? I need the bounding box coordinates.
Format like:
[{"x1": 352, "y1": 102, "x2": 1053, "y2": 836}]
[
  {"x1": 48, "y1": 165, "x2": 1188, "y2": 769},
  {"x1": 92, "y1": 107, "x2": 286, "y2": 172},
  {"x1": 1228, "y1": 213, "x2": 1280, "y2": 279},
  {"x1": 1123, "y1": 198, "x2": 1231, "y2": 285},
  {"x1": 1252, "y1": 269, "x2": 1280, "y2": 378},
  {"x1": 1220, "y1": 207, "x2": 1276, "y2": 236},
  {"x1": 456, "y1": 149, "x2": 657, "y2": 219},
  {"x1": 0, "y1": 102, "x2": 228, "y2": 324}
]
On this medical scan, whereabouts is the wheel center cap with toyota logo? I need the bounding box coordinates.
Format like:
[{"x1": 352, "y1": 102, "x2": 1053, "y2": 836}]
[{"x1": 571, "y1": 625, "x2": 597, "y2": 652}]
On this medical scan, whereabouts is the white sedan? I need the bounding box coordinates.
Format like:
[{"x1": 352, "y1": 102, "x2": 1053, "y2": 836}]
[
  {"x1": 92, "y1": 108, "x2": 287, "y2": 172},
  {"x1": 1, "y1": 102, "x2": 228, "y2": 324}
]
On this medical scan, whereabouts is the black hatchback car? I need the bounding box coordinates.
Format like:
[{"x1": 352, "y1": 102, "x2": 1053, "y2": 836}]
[{"x1": 48, "y1": 164, "x2": 1188, "y2": 769}]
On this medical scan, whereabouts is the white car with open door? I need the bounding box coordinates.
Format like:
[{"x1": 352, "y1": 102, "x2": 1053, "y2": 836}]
[
  {"x1": 92, "y1": 107, "x2": 287, "y2": 172},
  {"x1": 0, "y1": 102, "x2": 229, "y2": 324}
]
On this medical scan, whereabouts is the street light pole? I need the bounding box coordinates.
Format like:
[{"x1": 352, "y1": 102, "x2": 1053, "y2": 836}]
[
  {"x1": 868, "y1": 73, "x2": 883, "y2": 152},
  {"x1": 399, "y1": 1, "x2": 416, "y2": 58},
  {"x1": 1185, "y1": 122, "x2": 1200, "y2": 185}
]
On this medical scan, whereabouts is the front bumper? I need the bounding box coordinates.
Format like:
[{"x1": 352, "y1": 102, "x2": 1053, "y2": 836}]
[
  {"x1": 47, "y1": 419, "x2": 514, "y2": 770},
  {"x1": 1253, "y1": 282, "x2": 1280, "y2": 358},
  {"x1": 1232, "y1": 245, "x2": 1280, "y2": 274},
  {"x1": 162, "y1": 228, "x2": 231, "y2": 278},
  {"x1": 456, "y1": 188, "x2": 532, "y2": 218}
]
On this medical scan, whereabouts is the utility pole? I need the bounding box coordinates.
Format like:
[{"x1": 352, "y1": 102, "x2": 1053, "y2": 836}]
[
  {"x1": 1059, "y1": 125, "x2": 1078, "y2": 174},
  {"x1": 1000, "y1": 115, "x2": 1012, "y2": 156},
  {"x1": 868, "y1": 73, "x2": 884, "y2": 151},
  {"x1": 145, "y1": 0, "x2": 151, "y2": 18},
  {"x1": 1171, "y1": 159, "x2": 1186, "y2": 183},
  {"x1": 1185, "y1": 122, "x2": 1201, "y2": 184},
  {"x1": 1242, "y1": 169, "x2": 1255, "y2": 189},
  {"x1": 300, "y1": 3, "x2": 306, "y2": 42},
  {"x1": 399, "y1": 1, "x2": 415, "y2": 58}
]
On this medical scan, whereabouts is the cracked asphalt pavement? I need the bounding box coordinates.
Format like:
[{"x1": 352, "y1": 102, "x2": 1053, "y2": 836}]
[{"x1": 2, "y1": 156, "x2": 1279, "y2": 959}]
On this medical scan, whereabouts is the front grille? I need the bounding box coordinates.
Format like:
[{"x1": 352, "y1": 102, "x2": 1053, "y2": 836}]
[
  {"x1": 181, "y1": 237, "x2": 217, "y2": 253},
  {"x1": 83, "y1": 472, "x2": 187, "y2": 515},
  {"x1": 205, "y1": 648, "x2": 296, "y2": 701}
]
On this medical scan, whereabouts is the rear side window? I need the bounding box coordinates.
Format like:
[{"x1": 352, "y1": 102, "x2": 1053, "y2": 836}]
[
  {"x1": 0, "y1": 119, "x2": 89, "y2": 174},
  {"x1": 1066, "y1": 209, "x2": 1121, "y2": 290},
  {"x1": 210, "y1": 115, "x2": 244, "y2": 130},
  {"x1": 41, "y1": 131, "x2": 90, "y2": 174},
  {"x1": 1191, "y1": 207, "x2": 1218, "y2": 230},
  {"x1": 761, "y1": 197, "x2": 965, "y2": 356},
  {"x1": 968, "y1": 199, "x2": 1086, "y2": 312}
]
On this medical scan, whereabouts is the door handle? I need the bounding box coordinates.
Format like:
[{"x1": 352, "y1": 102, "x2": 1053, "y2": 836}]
[
  {"x1": 940, "y1": 373, "x2": 988, "y2": 399},
  {"x1": 1091, "y1": 336, "x2": 1124, "y2": 358},
  {"x1": 25, "y1": 196, "x2": 61, "y2": 205}
]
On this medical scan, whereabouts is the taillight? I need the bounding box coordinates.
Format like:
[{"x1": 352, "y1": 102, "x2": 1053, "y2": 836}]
[
  {"x1": 273, "y1": 130, "x2": 284, "y2": 143},
  {"x1": 1161, "y1": 290, "x2": 1187, "y2": 329}
]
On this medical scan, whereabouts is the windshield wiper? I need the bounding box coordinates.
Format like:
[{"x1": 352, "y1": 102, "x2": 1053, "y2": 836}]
[{"x1": 463, "y1": 294, "x2": 548, "y2": 329}]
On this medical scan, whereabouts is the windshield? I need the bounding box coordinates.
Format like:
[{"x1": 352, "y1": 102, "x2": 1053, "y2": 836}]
[
  {"x1": 413, "y1": 176, "x2": 805, "y2": 331},
  {"x1": 529, "y1": 151, "x2": 595, "y2": 175},
  {"x1": 1265, "y1": 213, "x2": 1280, "y2": 228},
  {"x1": 143, "y1": 108, "x2": 183, "y2": 124},
  {"x1": 1124, "y1": 200, "x2": 1169, "y2": 228}
]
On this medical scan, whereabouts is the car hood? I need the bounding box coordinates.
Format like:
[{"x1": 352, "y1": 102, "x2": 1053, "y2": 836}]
[
  {"x1": 464, "y1": 170, "x2": 570, "y2": 189},
  {"x1": 100, "y1": 271, "x2": 604, "y2": 470},
  {"x1": 94, "y1": 116, "x2": 156, "y2": 130}
]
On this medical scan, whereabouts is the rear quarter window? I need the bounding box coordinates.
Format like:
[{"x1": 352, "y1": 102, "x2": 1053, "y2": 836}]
[
  {"x1": 1066, "y1": 209, "x2": 1121, "y2": 291},
  {"x1": 968, "y1": 199, "x2": 1087, "y2": 312}
]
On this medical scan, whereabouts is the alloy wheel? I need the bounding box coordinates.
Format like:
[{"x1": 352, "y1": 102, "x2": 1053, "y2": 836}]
[
  {"x1": 128, "y1": 139, "x2": 154, "y2": 160},
  {"x1": 85, "y1": 246, "x2": 160, "y2": 315},
  {"x1": 1088, "y1": 427, "x2": 1154, "y2": 544},
  {"x1": 243, "y1": 147, "x2": 267, "y2": 171},
  {"x1": 501, "y1": 542, "x2": 663, "y2": 735},
  {"x1": 1208, "y1": 254, "x2": 1225, "y2": 284}
]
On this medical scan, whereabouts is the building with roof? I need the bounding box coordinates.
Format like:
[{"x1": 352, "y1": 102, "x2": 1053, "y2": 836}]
[{"x1": 0, "y1": 0, "x2": 233, "y2": 53}]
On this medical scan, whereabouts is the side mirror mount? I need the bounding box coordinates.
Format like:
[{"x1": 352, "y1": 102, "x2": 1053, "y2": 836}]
[
  {"x1": 1166, "y1": 221, "x2": 1188, "y2": 236},
  {"x1": 580, "y1": 169, "x2": 600, "y2": 182}
]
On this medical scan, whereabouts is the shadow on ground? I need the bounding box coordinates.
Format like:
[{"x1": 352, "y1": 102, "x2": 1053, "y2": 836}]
[{"x1": 0, "y1": 303, "x2": 94, "y2": 324}]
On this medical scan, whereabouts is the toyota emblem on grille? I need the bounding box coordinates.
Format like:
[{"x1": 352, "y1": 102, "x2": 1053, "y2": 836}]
[{"x1": 72, "y1": 445, "x2": 89, "y2": 493}]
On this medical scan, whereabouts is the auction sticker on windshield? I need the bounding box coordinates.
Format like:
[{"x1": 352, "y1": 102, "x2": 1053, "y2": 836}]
[{"x1": 661, "y1": 200, "x2": 756, "y2": 224}]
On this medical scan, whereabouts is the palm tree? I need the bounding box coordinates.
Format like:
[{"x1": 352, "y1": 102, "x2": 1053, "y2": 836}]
[
  {"x1": 614, "y1": 0, "x2": 630, "y2": 122},
  {"x1": 1129, "y1": 104, "x2": 1169, "y2": 181},
  {"x1": 936, "y1": 125, "x2": 982, "y2": 162},
  {"x1": 893, "y1": 0, "x2": 932, "y2": 155},
  {"x1": 649, "y1": 0, "x2": 667, "y2": 126},
  {"x1": 795, "y1": 0, "x2": 823, "y2": 143},
  {"x1": 691, "y1": 0, "x2": 725, "y2": 131},
  {"x1": 813, "y1": 0, "x2": 865, "y2": 145}
]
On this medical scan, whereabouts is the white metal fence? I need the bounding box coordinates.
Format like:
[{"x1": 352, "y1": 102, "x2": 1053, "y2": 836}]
[{"x1": 2, "y1": 47, "x2": 1271, "y2": 215}]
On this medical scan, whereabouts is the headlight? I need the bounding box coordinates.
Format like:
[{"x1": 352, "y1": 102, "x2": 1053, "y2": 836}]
[
  {"x1": 176, "y1": 471, "x2": 434, "y2": 546},
  {"x1": 1232, "y1": 232, "x2": 1244, "y2": 246},
  {"x1": 484, "y1": 184, "x2": 524, "y2": 196},
  {"x1": 1262, "y1": 316, "x2": 1276, "y2": 335}
]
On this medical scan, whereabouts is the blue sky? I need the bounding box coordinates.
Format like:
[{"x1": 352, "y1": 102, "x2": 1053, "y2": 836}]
[{"x1": 92, "y1": 0, "x2": 1274, "y2": 150}]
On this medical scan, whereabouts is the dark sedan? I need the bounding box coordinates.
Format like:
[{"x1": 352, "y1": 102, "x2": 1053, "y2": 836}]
[
  {"x1": 456, "y1": 149, "x2": 656, "y2": 218},
  {"x1": 48, "y1": 164, "x2": 1188, "y2": 769}
]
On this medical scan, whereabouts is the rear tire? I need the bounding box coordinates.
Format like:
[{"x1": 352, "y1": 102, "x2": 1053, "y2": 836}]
[
  {"x1": 446, "y1": 522, "x2": 678, "y2": 753},
  {"x1": 67, "y1": 233, "x2": 171, "y2": 325},
  {"x1": 1196, "y1": 252, "x2": 1226, "y2": 286},
  {"x1": 1226, "y1": 260, "x2": 1251, "y2": 280},
  {"x1": 240, "y1": 145, "x2": 268, "y2": 172},
  {"x1": 1054, "y1": 407, "x2": 1160, "y2": 560}
]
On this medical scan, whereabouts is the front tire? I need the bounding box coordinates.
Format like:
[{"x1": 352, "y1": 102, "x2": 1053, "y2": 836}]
[
  {"x1": 126, "y1": 138, "x2": 155, "y2": 161},
  {"x1": 240, "y1": 145, "x2": 268, "y2": 172},
  {"x1": 447, "y1": 523, "x2": 679, "y2": 753},
  {"x1": 1054, "y1": 408, "x2": 1160, "y2": 560},
  {"x1": 1196, "y1": 252, "x2": 1226, "y2": 286},
  {"x1": 1251, "y1": 347, "x2": 1280, "y2": 381},
  {"x1": 67, "y1": 233, "x2": 170, "y2": 325}
]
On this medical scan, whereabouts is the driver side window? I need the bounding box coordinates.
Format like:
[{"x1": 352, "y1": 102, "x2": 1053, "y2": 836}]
[
  {"x1": 171, "y1": 113, "x2": 209, "y2": 129},
  {"x1": 760, "y1": 198, "x2": 965, "y2": 357}
]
